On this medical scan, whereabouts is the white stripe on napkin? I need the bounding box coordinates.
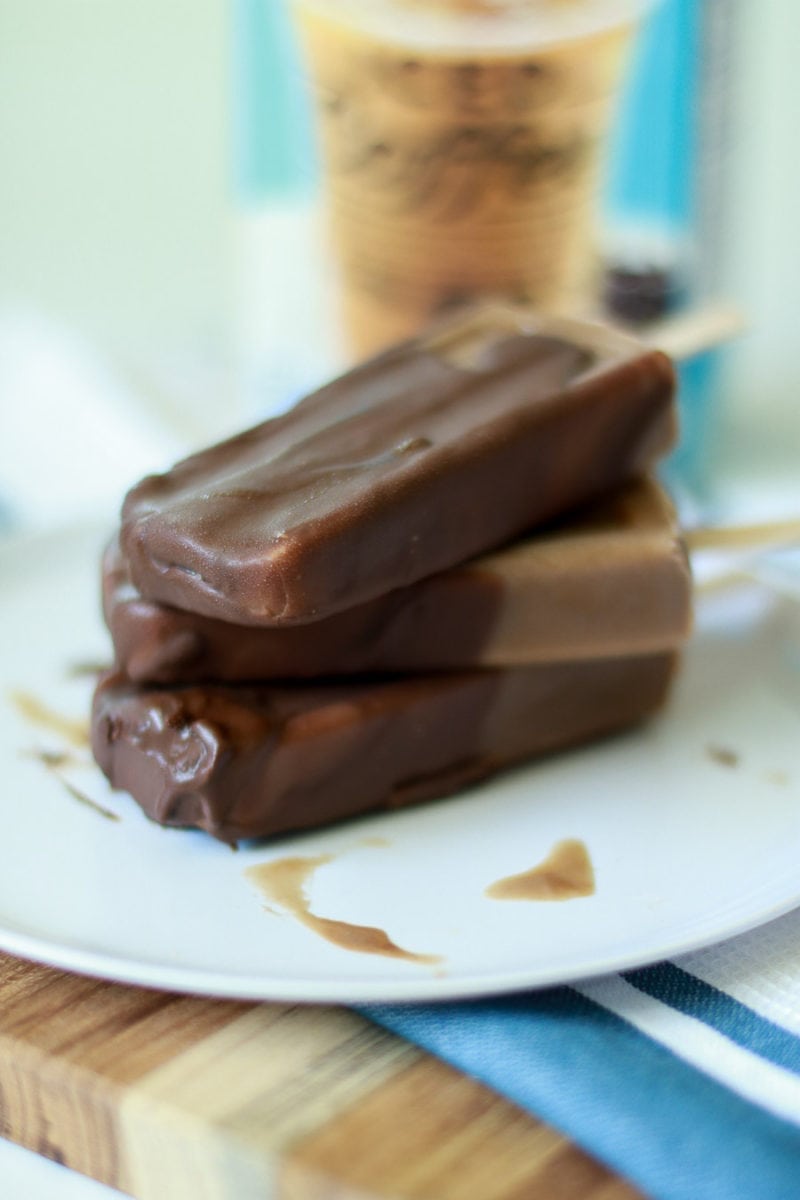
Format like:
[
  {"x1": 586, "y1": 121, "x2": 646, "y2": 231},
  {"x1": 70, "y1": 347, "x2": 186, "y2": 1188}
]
[
  {"x1": 575, "y1": 973, "x2": 800, "y2": 1127},
  {"x1": 677, "y1": 913, "x2": 800, "y2": 1035}
]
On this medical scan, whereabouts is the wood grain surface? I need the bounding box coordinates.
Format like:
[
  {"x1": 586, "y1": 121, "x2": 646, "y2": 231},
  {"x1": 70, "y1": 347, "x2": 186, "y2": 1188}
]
[{"x1": 0, "y1": 952, "x2": 643, "y2": 1199}]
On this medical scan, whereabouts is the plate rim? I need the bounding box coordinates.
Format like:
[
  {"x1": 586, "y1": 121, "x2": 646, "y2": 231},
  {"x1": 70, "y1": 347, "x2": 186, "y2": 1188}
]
[
  {"x1": 1, "y1": 883, "x2": 799, "y2": 1003},
  {"x1": 2, "y1": 518, "x2": 800, "y2": 1004}
]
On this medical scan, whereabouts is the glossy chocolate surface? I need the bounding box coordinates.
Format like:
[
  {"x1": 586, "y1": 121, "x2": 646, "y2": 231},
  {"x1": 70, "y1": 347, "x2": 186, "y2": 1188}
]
[
  {"x1": 92, "y1": 652, "x2": 676, "y2": 843},
  {"x1": 120, "y1": 309, "x2": 676, "y2": 627},
  {"x1": 105, "y1": 477, "x2": 691, "y2": 683}
]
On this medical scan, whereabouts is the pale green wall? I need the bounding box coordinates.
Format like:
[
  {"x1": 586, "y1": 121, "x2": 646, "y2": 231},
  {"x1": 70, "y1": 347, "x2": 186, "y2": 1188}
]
[{"x1": 0, "y1": 0, "x2": 230, "y2": 361}]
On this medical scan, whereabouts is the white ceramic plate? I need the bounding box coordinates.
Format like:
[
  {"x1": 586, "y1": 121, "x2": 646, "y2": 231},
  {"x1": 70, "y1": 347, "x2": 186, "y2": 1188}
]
[{"x1": 1, "y1": 524, "x2": 799, "y2": 1003}]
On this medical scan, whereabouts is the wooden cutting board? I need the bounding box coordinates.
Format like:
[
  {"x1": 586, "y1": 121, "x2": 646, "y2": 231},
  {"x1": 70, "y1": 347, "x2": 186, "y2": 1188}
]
[{"x1": 0, "y1": 952, "x2": 643, "y2": 1200}]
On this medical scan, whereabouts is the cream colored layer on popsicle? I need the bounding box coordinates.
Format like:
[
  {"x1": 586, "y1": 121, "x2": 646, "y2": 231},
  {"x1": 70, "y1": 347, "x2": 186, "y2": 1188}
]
[
  {"x1": 105, "y1": 476, "x2": 691, "y2": 684},
  {"x1": 480, "y1": 474, "x2": 691, "y2": 664}
]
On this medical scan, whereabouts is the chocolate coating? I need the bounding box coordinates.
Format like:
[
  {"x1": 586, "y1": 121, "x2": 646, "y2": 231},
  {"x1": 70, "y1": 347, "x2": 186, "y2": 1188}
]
[
  {"x1": 104, "y1": 477, "x2": 691, "y2": 683},
  {"x1": 120, "y1": 310, "x2": 676, "y2": 627},
  {"x1": 92, "y1": 653, "x2": 677, "y2": 844}
]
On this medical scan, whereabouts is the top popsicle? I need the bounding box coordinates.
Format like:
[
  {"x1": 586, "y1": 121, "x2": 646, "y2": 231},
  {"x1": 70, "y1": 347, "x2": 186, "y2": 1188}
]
[{"x1": 120, "y1": 305, "x2": 677, "y2": 627}]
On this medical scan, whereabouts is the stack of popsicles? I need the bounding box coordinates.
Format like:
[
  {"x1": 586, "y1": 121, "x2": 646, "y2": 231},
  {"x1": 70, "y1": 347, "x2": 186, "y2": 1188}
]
[{"x1": 91, "y1": 307, "x2": 691, "y2": 844}]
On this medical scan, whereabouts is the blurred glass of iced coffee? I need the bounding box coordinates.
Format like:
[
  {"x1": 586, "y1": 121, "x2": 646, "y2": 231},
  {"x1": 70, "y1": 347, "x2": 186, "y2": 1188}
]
[{"x1": 289, "y1": 0, "x2": 655, "y2": 357}]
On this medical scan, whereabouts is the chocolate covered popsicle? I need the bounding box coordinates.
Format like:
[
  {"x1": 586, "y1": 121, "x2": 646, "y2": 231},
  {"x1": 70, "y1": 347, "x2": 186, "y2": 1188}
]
[
  {"x1": 92, "y1": 651, "x2": 676, "y2": 844},
  {"x1": 105, "y1": 477, "x2": 691, "y2": 684},
  {"x1": 120, "y1": 306, "x2": 676, "y2": 628}
]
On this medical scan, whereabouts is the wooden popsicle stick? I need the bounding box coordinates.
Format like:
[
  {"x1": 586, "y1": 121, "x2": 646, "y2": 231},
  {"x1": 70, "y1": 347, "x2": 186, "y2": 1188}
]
[
  {"x1": 642, "y1": 302, "x2": 800, "y2": 579},
  {"x1": 640, "y1": 302, "x2": 746, "y2": 362},
  {"x1": 694, "y1": 568, "x2": 757, "y2": 596},
  {"x1": 423, "y1": 297, "x2": 745, "y2": 367},
  {"x1": 686, "y1": 517, "x2": 800, "y2": 554}
]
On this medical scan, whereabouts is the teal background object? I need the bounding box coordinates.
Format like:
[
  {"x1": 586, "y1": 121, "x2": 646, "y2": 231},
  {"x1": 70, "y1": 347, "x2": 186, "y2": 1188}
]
[
  {"x1": 605, "y1": 0, "x2": 721, "y2": 495},
  {"x1": 232, "y1": 0, "x2": 313, "y2": 201},
  {"x1": 606, "y1": 0, "x2": 702, "y2": 231}
]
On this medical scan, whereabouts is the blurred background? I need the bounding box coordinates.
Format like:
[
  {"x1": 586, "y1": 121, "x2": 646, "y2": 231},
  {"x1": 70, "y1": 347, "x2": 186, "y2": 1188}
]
[{"x1": 0, "y1": 0, "x2": 797, "y2": 534}]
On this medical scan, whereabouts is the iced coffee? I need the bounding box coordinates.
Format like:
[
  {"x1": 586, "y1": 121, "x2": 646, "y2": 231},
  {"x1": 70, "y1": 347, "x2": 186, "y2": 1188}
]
[{"x1": 290, "y1": 0, "x2": 652, "y2": 355}]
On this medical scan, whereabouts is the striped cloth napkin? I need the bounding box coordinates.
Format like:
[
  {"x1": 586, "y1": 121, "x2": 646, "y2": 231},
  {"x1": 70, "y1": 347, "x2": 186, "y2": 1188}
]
[{"x1": 363, "y1": 910, "x2": 800, "y2": 1200}]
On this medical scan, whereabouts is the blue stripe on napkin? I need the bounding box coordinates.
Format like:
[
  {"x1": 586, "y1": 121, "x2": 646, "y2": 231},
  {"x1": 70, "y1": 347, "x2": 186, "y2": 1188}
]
[
  {"x1": 623, "y1": 963, "x2": 800, "y2": 1074},
  {"x1": 361, "y1": 988, "x2": 800, "y2": 1200}
]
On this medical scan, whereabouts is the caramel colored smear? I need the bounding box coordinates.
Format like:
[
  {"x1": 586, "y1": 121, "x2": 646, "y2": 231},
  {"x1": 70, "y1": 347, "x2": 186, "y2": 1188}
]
[
  {"x1": 65, "y1": 660, "x2": 109, "y2": 679},
  {"x1": 23, "y1": 746, "x2": 76, "y2": 769},
  {"x1": 23, "y1": 748, "x2": 120, "y2": 822},
  {"x1": 247, "y1": 854, "x2": 442, "y2": 964},
  {"x1": 486, "y1": 839, "x2": 595, "y2": 901},
  {"x1": 59, "y1": 779, "x2": 120, "y2": 823},
  {"x1": 10, "y1": 690, "x2": 89, "y2": 747},
  {"x1": 706, "y1": 744, "x2": 739, "y2": 768}
]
